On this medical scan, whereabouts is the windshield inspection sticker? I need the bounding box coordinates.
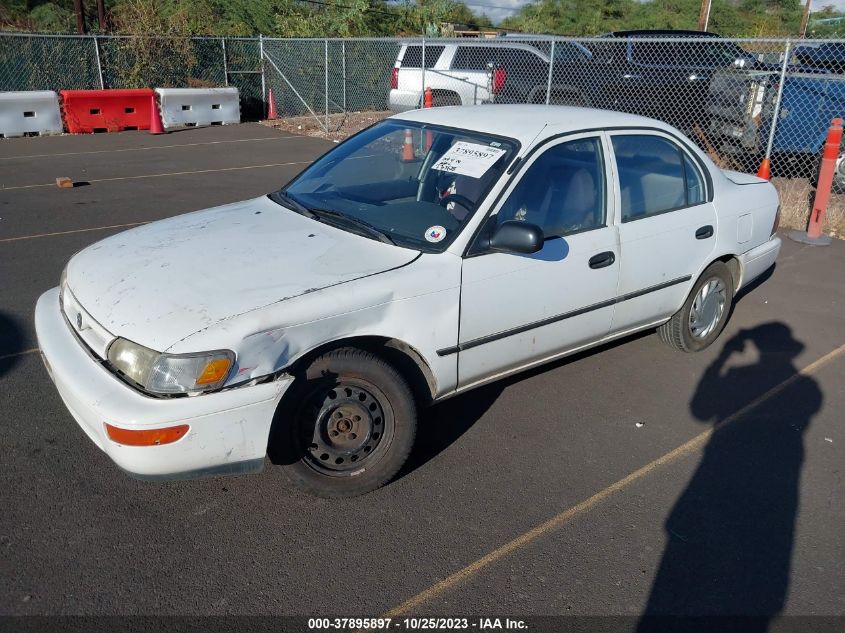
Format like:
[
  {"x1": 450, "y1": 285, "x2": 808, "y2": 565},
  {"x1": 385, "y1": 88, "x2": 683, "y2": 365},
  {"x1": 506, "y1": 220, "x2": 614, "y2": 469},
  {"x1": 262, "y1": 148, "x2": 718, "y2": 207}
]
[
  {"x1": 431, "y1": 141, "x2": 506, "y2": 179},
  {"x1": 425, "y1": 225, "x2": 447, "y2": 243}
]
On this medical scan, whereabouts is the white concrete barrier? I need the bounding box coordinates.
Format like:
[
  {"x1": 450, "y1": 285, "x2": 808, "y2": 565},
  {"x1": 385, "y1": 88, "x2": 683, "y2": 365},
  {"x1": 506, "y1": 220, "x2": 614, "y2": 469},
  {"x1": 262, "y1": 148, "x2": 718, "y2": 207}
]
[
  {"x1": 0, "y1": 91, "x2": 63, "y2": 138},
  {"x1": 155, "y1": 87, "x2": 240, "y2": 130}
]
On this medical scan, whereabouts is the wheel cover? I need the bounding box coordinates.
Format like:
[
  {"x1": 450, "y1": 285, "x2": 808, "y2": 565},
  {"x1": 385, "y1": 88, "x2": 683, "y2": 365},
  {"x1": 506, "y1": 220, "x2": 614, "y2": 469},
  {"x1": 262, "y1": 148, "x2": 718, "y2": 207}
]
[
  {"x1": 298, "y1": 379, "x2": 393, "y2": 476},
  {"x1": 689, "y1": 277, "x2": 727, "y2": 340}
]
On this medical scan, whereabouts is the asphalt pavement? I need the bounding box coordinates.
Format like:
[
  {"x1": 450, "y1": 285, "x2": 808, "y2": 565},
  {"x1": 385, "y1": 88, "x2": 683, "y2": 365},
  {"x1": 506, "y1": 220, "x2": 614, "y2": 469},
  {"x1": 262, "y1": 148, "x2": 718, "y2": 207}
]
[{"x1": 1, "y1": 124, "x2": 843, "y2": 629}]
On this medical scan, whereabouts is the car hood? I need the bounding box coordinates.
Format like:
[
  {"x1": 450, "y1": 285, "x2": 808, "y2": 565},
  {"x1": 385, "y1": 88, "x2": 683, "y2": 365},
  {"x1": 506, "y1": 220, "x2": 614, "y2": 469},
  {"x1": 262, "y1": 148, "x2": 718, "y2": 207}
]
[{"x1": 66, "y1": 196, "x2": 418, "y2": 351}]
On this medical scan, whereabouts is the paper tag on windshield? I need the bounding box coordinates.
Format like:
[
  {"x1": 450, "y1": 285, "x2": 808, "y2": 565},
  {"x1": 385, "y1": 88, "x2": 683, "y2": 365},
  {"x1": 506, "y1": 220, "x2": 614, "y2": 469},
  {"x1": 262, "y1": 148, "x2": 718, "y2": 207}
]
[{"x1": 431, "y1": 142, "x2": 506, "y2": 179}]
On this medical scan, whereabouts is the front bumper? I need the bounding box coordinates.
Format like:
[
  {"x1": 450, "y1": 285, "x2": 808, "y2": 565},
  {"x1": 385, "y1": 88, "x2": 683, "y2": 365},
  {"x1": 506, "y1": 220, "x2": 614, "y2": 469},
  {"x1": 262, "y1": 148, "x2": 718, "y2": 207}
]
[{"x1": 35, "y1": 287, "x2": 293, "y2": 480}]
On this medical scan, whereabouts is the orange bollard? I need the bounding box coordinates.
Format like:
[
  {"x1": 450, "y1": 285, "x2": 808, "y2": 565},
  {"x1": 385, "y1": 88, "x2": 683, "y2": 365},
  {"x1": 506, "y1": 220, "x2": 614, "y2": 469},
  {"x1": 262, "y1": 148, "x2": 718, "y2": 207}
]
[
  {"x1": 808, "y1": 117, "x2": 843, "y2": 240},
  {"x1": 756, "y1": 157, "x2": 771, "y2": 180},
  {"x1": 267, "y1": 87, "x2": 278, "y2": 120},
  {"x1": 149, "y1": 94, "x2": 165, "y2": 135},
  {"x1": 789, "y1": 117, "x2": 842, "y2": 246},
  {"x1": 401, "y1": 129, "x2": 414, "y2": 162}
]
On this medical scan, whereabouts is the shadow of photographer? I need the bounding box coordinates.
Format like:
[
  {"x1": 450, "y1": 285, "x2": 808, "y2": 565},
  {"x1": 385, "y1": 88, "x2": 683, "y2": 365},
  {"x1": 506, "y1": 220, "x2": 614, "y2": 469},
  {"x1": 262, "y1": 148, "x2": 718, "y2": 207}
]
[{"x1": 639, "y1": 322, "x2": 823, "y2": 632}]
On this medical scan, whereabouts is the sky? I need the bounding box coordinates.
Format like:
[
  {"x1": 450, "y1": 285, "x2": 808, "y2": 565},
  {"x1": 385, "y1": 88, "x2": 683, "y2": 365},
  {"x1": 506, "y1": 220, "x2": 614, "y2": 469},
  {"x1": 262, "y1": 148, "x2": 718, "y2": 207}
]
[
  {"x1": 462, "y1": 0, "x2": 845, "y2": 25},
  {"x1": 463, "y1": 0, "x2": 529, "y2": 23}
]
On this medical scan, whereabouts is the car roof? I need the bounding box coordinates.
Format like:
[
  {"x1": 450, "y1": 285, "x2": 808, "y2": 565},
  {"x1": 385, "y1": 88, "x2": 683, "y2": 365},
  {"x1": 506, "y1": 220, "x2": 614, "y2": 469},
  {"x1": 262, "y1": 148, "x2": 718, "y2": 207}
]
[
  {"x1": 605, "y1": 29, "x2": 722, "y2": 38},
  {"x1": 390, "y1": 105, "x2": 672, "y2": 146}
]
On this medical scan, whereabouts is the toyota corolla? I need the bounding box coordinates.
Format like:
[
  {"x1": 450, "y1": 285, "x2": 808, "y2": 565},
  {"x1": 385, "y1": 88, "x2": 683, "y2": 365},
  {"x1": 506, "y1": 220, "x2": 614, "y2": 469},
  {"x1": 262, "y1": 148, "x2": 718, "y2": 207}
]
[{"x1": 35, "y1": 105, "x2": 781, "y2": 497}]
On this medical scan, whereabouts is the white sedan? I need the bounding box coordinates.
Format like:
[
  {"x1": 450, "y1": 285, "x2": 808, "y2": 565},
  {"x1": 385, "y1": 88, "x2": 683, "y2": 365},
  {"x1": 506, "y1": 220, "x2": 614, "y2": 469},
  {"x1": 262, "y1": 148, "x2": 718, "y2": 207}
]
[{"x1": 35, "y1": 105, "x2": 781, "y2": 497}]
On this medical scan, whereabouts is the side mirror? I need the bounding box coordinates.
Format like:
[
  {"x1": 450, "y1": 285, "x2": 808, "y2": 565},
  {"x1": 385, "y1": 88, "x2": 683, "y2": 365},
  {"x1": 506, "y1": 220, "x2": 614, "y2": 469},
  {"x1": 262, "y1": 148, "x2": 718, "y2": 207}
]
[{"x1": 489, "y1": 220, "x2": 544, "y2": 254}]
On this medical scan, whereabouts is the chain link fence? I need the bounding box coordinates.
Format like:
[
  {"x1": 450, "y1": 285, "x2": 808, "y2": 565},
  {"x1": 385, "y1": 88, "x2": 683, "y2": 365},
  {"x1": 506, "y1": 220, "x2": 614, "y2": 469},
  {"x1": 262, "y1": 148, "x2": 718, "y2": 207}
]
[
  {"x1": 1, "y1": 31, "x2": 843, "y2": 231},
  {"x1": 256, "y1": 34, "x2": 844, "y2": 232}
]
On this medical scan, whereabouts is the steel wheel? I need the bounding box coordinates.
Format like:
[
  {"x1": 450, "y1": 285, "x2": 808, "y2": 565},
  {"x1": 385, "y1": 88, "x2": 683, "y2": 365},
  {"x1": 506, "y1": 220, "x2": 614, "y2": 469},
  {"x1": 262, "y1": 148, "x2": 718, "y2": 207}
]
[
  {"x1": 689, "y1": 277, "x2": 727, "y2": 340},
  {"x1": 298, "y1": 379, "x2": 394, "y2": 477}
]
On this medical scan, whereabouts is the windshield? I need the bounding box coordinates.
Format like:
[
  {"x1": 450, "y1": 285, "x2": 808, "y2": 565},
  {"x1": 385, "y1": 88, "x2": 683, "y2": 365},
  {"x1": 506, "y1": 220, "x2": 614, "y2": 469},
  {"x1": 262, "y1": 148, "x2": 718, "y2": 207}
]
[{"x1": 277, "y1": 120, "x2": 518, "y2": 252}]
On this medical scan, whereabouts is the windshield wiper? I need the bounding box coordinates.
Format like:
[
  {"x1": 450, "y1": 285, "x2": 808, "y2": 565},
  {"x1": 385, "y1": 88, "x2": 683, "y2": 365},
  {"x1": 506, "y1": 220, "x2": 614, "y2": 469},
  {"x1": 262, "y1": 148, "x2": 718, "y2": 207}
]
[
  {"x1": 269, "y1": 190, "x2": 316, "y2": 218},
  {"x1": 307, "y1": 208, "x2": 396, "y2": 245}
]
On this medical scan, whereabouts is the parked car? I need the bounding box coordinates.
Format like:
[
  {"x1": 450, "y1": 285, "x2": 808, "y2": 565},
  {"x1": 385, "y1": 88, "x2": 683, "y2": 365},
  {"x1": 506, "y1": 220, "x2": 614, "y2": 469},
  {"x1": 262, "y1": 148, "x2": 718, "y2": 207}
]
[
  {"x1": 707, "y1": 47, "x2": 845, "y2": 191},
  {"x1": 388, "y1": 38, "x2": 593, "y2": 111},
  {"x1": 36, "y1": 106, "x2": 781, "y2": 497}
]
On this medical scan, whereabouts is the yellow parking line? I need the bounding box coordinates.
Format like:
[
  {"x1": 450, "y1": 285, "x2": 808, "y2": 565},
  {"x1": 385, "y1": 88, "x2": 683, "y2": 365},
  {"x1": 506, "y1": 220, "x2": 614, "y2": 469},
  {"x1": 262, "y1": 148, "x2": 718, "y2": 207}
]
[
  {"x1": 0, "y1": 135, "x2": 309, "y2": 161},
  {"x1": 0, "y1": 222, "x2": 149, "y2": 244},
  {"x1": 0, "y1": 348, "x2": 39, "y2": 361},
  {"x1": 380, "y1": 341, "x2": 845, "y2": 619},
  {"x1": 0, "y1": 160, "x2": 311, "y2": 191}
]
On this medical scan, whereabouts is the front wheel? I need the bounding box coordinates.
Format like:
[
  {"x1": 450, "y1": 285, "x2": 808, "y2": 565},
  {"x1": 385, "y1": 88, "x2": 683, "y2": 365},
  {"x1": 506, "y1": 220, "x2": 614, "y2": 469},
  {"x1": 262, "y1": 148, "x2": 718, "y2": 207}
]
[
  {"x1": 658, "y1": 261, "x2": 734, "y2": 353},
  {"x1": 268, "y1": 348, "x2": 416, "y2": 497}
]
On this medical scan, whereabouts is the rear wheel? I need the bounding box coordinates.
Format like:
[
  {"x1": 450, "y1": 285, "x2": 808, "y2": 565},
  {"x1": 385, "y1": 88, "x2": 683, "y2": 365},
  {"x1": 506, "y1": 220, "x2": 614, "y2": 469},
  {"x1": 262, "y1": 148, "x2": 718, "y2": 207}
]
[
  {"x1": 658, "y1": 261, "x2": 734, "y2": 353},
  {"x1": 432, "y1": 91, "x2": 461, "y2": 107},
  {"x1": 269, "y1": 348, "x2": 416, "y2": 497}
]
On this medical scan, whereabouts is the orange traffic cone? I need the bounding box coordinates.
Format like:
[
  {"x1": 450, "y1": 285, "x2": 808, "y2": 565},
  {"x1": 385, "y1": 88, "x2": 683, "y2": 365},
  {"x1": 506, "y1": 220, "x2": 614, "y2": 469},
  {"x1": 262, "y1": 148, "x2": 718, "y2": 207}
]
[
  {"x1": 401, "y1": 128, "x2": 414, "y2": 162},
  {"x1": 267, "y1": 87, "x2": 278, "y2": 120},
  {"x1": 423, "y1": 88, "x2": 433, "y2": 150},
  {"x1": 149, "y1": 94, "x2": 165, "y2": 135},
  {"x1": 757, "y1": 157, "x2": 771, "y2": 180}
]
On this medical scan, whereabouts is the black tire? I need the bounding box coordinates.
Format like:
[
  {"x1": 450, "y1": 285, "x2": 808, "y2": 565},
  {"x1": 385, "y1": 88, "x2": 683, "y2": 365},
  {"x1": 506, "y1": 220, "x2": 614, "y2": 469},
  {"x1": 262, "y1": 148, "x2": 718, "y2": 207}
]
[
  {"x1": 549, "y1": 89, "x2": 589, "y2": 107},
  {"x1": 658, "y1": 261, "x2": 734, "y2": 353},
  {"x1": 268, "y1": 348, "x2": 416, "y2": 498}
]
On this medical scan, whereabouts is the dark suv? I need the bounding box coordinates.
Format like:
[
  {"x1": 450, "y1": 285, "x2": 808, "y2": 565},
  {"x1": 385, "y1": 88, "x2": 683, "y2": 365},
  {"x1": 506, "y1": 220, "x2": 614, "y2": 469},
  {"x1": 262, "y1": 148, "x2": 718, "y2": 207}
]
[{"x1": 496, "y1": 31, "x2": 756, "y2": 132}]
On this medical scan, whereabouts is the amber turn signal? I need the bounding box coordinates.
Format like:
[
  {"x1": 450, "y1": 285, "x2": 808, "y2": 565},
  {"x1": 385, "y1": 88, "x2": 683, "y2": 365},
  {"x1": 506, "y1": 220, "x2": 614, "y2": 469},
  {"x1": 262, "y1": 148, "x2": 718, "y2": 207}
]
[
  {"x1": 104, "y1": 423, "x2": 189, "y2": 447},
  {"x1": 195, "y1": 358, "x2": 232, "y2": 386}
]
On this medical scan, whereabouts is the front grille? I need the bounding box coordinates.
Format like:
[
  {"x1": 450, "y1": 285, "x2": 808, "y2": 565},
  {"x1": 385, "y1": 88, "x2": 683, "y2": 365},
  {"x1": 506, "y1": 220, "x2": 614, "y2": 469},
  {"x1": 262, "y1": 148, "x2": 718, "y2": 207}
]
[{"x1": 60, "y1": 285, "x2": 114, "y2": 360}]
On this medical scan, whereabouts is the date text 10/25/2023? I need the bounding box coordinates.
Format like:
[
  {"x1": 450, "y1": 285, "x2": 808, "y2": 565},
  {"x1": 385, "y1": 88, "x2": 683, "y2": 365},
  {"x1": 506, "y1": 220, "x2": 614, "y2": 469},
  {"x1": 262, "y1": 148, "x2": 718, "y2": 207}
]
[{"x1": 307, "y1": 617, "x2": 528, "y2": 630}]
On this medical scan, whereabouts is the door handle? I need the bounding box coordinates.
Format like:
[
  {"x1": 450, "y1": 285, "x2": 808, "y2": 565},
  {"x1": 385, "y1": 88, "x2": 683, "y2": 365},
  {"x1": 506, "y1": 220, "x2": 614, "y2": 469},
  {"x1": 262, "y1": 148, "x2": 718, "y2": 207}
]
[
  {"x1": 695, "y1": 225, "x2": 714, "y2": 240},
  {"x1": 588, "y1": 251, "x2": 616, "y2": 269}
]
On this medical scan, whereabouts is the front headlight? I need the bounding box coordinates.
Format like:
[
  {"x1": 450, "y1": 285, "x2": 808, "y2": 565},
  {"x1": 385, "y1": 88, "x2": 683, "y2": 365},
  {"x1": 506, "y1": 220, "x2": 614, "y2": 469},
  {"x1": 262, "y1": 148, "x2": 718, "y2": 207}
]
[{"x1": 107, "y1": 337, "x2": 234, "y2": 395}]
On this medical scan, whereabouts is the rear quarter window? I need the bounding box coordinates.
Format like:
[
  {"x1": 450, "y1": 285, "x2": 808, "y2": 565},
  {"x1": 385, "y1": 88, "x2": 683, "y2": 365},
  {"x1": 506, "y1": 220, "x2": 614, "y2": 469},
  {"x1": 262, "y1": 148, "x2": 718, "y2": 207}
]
[{"x1": 401, "y1": 46, "x2": 445, "y2": 68}]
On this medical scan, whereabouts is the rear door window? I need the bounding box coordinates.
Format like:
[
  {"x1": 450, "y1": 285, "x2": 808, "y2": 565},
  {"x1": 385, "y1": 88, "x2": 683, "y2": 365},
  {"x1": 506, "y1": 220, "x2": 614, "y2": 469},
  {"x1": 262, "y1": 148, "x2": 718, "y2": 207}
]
[
  {"x1": 612, "y1": 134, "x2": 707, "y2": 221},
  {"x1": 631, "y1": 40, "x2": 678, "y2": 66},
  {"x1": 401, "y1": 46, "x2": 444, "y2": 68}
]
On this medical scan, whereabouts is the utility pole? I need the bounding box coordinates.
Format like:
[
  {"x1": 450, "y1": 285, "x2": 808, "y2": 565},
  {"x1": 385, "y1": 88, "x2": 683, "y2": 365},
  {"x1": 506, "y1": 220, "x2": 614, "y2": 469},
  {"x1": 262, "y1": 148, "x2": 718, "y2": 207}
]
[
  {"x1": 73, "y1": 0, "x2": 87, "y2": 34},
  {"x1": 799, "y1": 0, "x2": 812, "y2": 38},
  {"x1": 697, "y1": 0, "x2": 712, "y2": 31},
  {"x1": 96, "y1": 0, "x2": 106, "y2": 31}
]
